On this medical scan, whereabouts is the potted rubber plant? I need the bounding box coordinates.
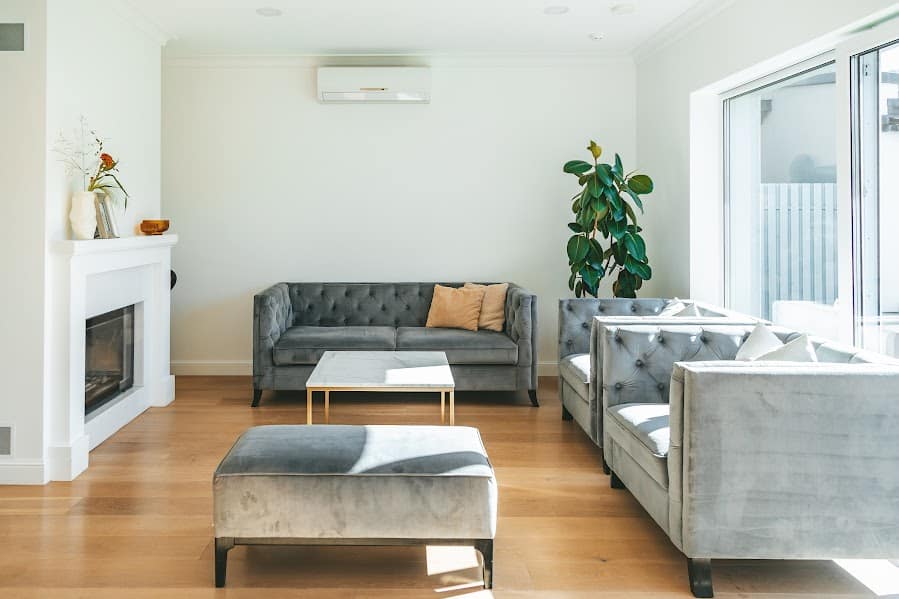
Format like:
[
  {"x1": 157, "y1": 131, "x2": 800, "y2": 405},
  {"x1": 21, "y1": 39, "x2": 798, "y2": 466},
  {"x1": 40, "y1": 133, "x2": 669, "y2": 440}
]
[{"x1": 563, "y1": 141, "x2": 654, "y2": 298}]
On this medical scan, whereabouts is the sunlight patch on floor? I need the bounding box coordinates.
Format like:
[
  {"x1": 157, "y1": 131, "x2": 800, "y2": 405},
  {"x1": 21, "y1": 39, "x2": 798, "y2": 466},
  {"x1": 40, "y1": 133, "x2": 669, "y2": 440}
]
[
  {"x1": 834, "y1": 559, "x2": 899, "y2": 596},
  {"x1": 426, "y1": 545, "x2": 480, "y2": 576}
]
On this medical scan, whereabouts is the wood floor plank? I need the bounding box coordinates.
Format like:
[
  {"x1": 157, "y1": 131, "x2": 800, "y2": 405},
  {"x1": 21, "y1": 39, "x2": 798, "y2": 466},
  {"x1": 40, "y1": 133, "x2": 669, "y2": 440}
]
[{"x1": 0, "y1": 376, "x2": 884, "y2": 597}]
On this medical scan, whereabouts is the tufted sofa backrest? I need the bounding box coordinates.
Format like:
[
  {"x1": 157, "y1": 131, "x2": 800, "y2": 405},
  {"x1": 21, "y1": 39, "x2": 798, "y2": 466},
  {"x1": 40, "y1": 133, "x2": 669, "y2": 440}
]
[
  {"x1": 287, "y1": 282, "x2": 505, "y2": 328},
  {"x1": 599, "y1": 323, "x2": 899, "y2": 409},
  {"x1": 558, "y1": 298, "x2": 669, "y2": 358}
]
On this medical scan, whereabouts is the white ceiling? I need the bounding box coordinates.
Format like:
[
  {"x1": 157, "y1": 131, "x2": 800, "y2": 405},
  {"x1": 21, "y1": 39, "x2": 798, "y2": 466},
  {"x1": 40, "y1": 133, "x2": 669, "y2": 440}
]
[{"x1": 128, "y1": 0, "x2": 709, "y2": 57}]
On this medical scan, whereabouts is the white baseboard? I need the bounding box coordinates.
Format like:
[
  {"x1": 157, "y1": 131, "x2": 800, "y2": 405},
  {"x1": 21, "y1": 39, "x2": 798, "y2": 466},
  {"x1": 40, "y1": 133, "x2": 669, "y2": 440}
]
[
  {"x1": 0, "y1": 459, "x2": 47, "y2": 485},
  {"x1": 538, "y1": 361, "x2": 559, "y2": 376},
  {"x1": 171, "y1": 360, "x2": 252, "y2": 376},
  {"x1": 173, "y1": 360, "x2": 559, "y2": 377},
  {"x1": 47, "y1": 434, "x2": 90, "y2": 481},
  {"x1": 152, "y1": 374, "x2": 176, "y2": 407}
]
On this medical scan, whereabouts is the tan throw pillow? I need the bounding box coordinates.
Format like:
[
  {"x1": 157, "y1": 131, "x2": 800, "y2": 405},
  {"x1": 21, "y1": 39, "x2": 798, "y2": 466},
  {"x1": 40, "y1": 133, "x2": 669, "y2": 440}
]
[
  {"x1": 464, "y1": 282, "x2": 509, "y2": 332},
  {"x1": 426, "y1": 285, "x2": 485, "y2": 331}
]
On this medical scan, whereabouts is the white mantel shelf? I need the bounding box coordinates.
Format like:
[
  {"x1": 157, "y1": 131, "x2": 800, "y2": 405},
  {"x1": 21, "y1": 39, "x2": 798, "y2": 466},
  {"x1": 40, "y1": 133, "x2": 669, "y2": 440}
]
[{"x1": 53, "y1": 234, "x2": 178, "y2": 256}]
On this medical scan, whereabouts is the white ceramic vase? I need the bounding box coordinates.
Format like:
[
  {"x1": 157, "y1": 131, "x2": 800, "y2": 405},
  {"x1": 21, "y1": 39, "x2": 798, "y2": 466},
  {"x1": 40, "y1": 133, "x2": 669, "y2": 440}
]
[{"x1": 70, "y1": 191, "x2": 97, "y2": 240}]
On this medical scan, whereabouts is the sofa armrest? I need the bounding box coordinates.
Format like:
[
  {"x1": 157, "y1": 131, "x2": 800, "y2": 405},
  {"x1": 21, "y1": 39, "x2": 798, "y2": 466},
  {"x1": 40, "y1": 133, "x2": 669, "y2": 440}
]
[
  {"x1": 668, "y1": 361, "x2": 899, "y2": 559},
  {"x1": 506, "y1": 284, "x2": 537, "y2": 389},
  {"x1": 253, "y1": 283, "x2": 293, "y2": 381}
]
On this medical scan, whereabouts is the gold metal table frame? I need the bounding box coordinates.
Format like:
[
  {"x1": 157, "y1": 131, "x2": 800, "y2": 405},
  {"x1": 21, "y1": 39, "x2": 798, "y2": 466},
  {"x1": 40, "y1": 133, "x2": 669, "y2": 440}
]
[{"x1": 305, "y1": 386, "x2": 456, "y2": 425}]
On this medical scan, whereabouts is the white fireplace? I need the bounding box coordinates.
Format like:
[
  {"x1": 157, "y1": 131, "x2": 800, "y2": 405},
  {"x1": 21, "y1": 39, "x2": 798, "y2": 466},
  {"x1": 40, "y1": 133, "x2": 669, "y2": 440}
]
[{"x1": 47, "y1": 235, "x2": 178, "y2": 481}]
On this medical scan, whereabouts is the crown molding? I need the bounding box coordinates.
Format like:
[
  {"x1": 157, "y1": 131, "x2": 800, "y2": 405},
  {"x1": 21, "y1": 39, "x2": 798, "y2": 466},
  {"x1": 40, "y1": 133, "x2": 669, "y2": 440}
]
[
  {"x1": 163, "y1": 52, "x2": 634, "y2": 69},
  {"x1": 633, "y1": 0, "x2": 738, "y2": 63},
  {"x1": 112, "y1": 0, "x2": 176, "y2": 47}
]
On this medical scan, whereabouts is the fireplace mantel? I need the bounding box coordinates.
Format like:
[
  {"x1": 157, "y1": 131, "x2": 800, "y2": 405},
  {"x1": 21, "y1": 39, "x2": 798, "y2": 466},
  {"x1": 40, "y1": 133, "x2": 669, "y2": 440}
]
[{"x1": 45, "y1": 234, "x2": 178, "y2": 481}]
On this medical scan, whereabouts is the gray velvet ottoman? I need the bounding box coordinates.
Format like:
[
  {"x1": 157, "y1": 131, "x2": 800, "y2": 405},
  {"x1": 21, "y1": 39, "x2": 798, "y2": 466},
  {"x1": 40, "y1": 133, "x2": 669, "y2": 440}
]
[{"x1": 213, "y1": 425, "x2": 497, "y2": 588}]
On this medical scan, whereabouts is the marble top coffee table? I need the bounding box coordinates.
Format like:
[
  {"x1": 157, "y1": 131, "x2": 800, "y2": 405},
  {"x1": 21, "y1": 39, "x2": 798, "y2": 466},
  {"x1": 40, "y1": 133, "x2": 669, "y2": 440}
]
[{"x1": 305, "y1": 351, "x2": 456, "y2": 425}]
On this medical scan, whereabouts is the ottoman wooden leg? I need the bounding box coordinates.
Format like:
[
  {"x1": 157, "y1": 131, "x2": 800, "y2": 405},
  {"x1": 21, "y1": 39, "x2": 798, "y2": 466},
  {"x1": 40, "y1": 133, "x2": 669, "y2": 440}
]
[
  {"x1": 215, "y1": 537, "x2": 234, "y2": 588},
  {"x1": 475, "y1": 539, "x2": 494, "y2": 589}
]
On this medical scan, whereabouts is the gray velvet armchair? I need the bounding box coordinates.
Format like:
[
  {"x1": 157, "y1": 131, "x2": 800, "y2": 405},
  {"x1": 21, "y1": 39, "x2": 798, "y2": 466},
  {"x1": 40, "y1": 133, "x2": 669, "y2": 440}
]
[
  {"x1": 597, "y1": 321, "x2": 899, "y2": 597},
  {"x1": 253, "y1": 282, "x2": 538, "y2": 406},
  {"x1": 557, "y1": 298, "x2": 758, "y2": 449}
]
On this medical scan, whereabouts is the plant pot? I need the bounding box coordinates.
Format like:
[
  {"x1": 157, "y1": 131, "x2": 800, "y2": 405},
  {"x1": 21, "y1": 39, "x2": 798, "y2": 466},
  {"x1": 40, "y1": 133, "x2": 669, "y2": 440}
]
[{"x1": 70, "y1": 191, "x2": 97, "y2": 240}]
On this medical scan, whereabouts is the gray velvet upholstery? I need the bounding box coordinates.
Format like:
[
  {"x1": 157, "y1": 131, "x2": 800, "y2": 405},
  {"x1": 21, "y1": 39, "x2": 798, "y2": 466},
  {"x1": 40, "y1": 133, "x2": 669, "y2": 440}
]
[
  {"x1": 556, "y1": 298, "x2": 760, "y2": 446},
  {"x1": 253, "y1": 282, "x2": 537, "y2": 396},
  {"x1": 214, "y1": 425, "x2": 497, "y2": 540},
  {"x1": 274, "y1": 326, "x2": 397, "y2": 365},
  {"x1": 396, "y1": 327, "x2": 518, "y2": 364},
  {"x1": 597, "y1": 321, "x2": 899, "y2": 586}
]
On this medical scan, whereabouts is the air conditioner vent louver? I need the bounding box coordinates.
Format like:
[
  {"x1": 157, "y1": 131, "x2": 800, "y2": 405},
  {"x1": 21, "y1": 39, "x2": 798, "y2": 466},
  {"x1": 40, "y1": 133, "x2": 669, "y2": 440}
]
[{"x1": 317, "y1": 67, "x2": 431, "y2": 104}]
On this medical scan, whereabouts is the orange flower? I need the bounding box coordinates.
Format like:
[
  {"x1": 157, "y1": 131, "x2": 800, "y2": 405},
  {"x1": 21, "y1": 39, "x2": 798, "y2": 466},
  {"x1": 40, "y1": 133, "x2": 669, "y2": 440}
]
[{"x1": 100, "y1": 153, "x2": 114, "y2": 169}]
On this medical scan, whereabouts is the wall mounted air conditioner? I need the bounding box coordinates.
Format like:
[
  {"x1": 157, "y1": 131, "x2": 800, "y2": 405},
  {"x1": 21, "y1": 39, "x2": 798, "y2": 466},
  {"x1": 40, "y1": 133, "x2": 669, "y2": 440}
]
[{"x1": 316, "y1": 67, "x2": 431, "y2": 103}]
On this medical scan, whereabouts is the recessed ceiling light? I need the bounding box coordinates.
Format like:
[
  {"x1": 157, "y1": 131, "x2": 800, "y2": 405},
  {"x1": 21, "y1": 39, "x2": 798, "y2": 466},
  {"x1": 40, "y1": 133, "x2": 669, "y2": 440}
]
[
  {"x1": 255, "y1": 7, "x2": 283, "y2": 17},
  {"x1": 543, "y1": 5, "x2": 570, "y2": 15},
  {"x1": 589, "y1": 32, "x2": 605, "y2": 41},
  {"x1": 610, "y1": 3, "x2": 636, "y2": 16}
]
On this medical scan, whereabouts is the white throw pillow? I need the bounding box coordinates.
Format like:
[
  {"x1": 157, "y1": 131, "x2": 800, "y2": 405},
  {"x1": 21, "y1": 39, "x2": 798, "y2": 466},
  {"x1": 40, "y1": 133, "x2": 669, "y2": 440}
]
[
  {"x1": 659, "y1": 298, "x2": 686, "y2": 316},
  {"x1": 674, "y1": 303, "x2": 702, "y2": 317},
  {"x1": 735, "y1": 324, "x2": 784, "y2": 361},
  {"x1": 755, "y1": 334, "x2": 819, "y2": 362}
]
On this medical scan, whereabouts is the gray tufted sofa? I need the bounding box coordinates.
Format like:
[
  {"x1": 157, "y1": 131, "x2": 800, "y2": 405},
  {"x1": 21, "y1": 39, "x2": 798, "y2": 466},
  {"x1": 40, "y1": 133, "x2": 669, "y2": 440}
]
[
  {"x1": 253, "y1": 282, "x2": 538, "y2": 407},
  {"x1": 557, "y1": 298, "x2": 758, "y2": 449},
  {"x1": 598, "y1": 322, "x2": 899, "y2": 597}
]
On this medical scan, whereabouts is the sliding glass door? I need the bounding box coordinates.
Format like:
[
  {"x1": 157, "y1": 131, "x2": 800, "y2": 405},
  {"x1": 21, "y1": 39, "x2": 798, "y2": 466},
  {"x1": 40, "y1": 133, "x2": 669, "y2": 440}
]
[
  {"x1": 725, "y1": 63, "x2": 838, "y2": 326},
  {"x1": 852, "y1": 40, "x2": 899, "y2": 356}
]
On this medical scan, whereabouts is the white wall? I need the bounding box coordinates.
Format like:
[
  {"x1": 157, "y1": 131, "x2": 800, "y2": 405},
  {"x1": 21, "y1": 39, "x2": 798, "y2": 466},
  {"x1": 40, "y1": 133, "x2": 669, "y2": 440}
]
[
  {"x1": 45, "y1": 0, "x2": 162, "y2": 239},
  {"x1": 635, "y1": 0, "x2": 899, "y2": 300},
  {"x1": 162, "y1": 58, "x2": 637, "y2": 373},
  {"x1": 0, "y1": 1, "x2": 47, "y2": 482}
]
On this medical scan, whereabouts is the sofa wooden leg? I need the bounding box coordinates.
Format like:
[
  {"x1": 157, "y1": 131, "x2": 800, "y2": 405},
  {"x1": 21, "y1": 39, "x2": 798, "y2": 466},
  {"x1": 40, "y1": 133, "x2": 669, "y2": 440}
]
[
  {"x1": 687, "y1": 558, "x2": 713, "y2": 598},
  {"x1": 475, "y1": 539, "x2": 494, "y2": 589},
  {"x1": 561, "y1": 405, "x2": 573, "y2": 421},
  {"x1": 528, "y1": 389, "x2": 539, "y2": 407},
  {"x1": 215, "y1": 537, "x2": 234, "y2": 588},
  {"x1": 610, "y1": 471, "x2": 625, "y2": 489},
  {"x1": 251, "y1": 389, "x2": 262, "y2": 408}
]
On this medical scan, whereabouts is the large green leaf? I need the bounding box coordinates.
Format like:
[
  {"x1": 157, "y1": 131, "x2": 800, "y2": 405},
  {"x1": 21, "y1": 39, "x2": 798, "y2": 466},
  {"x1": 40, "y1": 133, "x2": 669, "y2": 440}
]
[
  {"x1": 608, "y1": 218, "x2": 627, "y2": 240},
  {"x1": 623, "y1": 232, "x2": 647, "y2": 262},
  {"x1": 568, "y1": 222, "x2": 584, "y2": 233},
  {"x1": 624, "y1": 186, "x2": 644, "y2": 213},
  {"x1": 587, "y1": 238, "x2": 604, "y2": 269},
  {"x1": 628, "y1": 174, "x2": 654, "y2": 194},
  {"x1": 613, "y1": 154, "x2": 624, "y2": 177},
  {"x1": 587, "y1": 174, "x2": 604, "y2": 199},
  {"x1": 596, "y1": 163, "x2": 614, "y2": 186},
  {"x1": 564, "y1": 160, "x2": 593, "y2": 175},
  {"x1": 580, "y1": 266, "x2": 600, "y2": 293},
  {"x1": 625, "y1": 256, "x2": 652, "y2": 280},
  {"x1": 567, "y1": 235, "x2": 590, "y2": 263},
  {"x1": 568, "y1": 272, "x2": 577, "y2": 290}
]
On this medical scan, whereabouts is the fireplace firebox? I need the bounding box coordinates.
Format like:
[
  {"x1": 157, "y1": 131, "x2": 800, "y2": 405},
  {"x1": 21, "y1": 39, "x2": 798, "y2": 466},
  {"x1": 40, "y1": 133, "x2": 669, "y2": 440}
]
[{"x1": 85, "y1": 305, "x2": 135, "y2": 415}]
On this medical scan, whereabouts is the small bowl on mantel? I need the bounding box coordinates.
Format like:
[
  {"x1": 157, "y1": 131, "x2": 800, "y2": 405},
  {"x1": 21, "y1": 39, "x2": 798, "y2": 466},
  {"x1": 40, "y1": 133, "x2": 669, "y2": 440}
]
[{"x1": 140, "y1": 219, "x2": 170, "y2": 235}]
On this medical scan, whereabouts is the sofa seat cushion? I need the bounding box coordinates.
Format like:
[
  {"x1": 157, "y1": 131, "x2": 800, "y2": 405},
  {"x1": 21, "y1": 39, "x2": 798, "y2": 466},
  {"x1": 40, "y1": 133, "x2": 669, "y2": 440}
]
[
  {"x1": 559, "y1": 354, "x2": 590, "y2": 402},
  {"x1": 274, "y1": 326, "x2": 396, "y2": 365},
  {"x1": 213, "y1": 425, "x2": 497, "y2": 540},
  {"x1": 606, "y1": 403, "x2": 670, "y2": 488},
  {"x1": 396, "y1": 327, "x2": 517, "y2": 365}
]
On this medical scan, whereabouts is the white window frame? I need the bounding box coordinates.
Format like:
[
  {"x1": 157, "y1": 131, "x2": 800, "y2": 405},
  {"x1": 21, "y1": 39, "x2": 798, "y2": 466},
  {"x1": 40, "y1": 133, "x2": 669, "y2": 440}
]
[{"x1": 689, "y1": 13, "x2": 899, "y2": 344}]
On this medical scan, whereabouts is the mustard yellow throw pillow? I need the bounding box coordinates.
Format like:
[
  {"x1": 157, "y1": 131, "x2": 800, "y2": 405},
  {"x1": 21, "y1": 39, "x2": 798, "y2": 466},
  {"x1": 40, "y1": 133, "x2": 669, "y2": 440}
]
[
  {"x1": 425, "y1": 285, "x2": 485, "y2": 331},
  {"x1": 464, "y1": 282, "x2": 509, "y2": 332}
]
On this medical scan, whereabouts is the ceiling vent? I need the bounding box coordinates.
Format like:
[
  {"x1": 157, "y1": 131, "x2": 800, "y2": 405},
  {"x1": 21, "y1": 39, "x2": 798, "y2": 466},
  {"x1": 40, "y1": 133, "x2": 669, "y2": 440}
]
[{"x1": 317, "y1": 67, "x2": 431, "y2": 104}]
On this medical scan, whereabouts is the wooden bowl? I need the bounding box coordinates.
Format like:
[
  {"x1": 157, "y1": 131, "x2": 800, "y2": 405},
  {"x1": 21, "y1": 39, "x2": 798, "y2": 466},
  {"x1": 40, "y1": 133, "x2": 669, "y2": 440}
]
[{"x1": 140, "y1": 219, "x2": 170, "y2": 235}]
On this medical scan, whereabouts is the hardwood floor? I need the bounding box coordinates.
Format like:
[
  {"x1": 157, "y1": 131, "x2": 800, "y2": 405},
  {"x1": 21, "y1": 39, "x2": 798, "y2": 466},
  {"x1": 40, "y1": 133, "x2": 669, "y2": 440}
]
[{"x1": 0, "y1": 376, "x2": 886, "y2": 598}]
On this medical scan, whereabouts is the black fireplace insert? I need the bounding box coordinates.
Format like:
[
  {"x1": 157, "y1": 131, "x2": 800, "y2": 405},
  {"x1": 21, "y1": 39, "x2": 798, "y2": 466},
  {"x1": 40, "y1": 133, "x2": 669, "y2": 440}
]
[{"x1": 85, "y1": 305, "x2": 135, "y2": 415}]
